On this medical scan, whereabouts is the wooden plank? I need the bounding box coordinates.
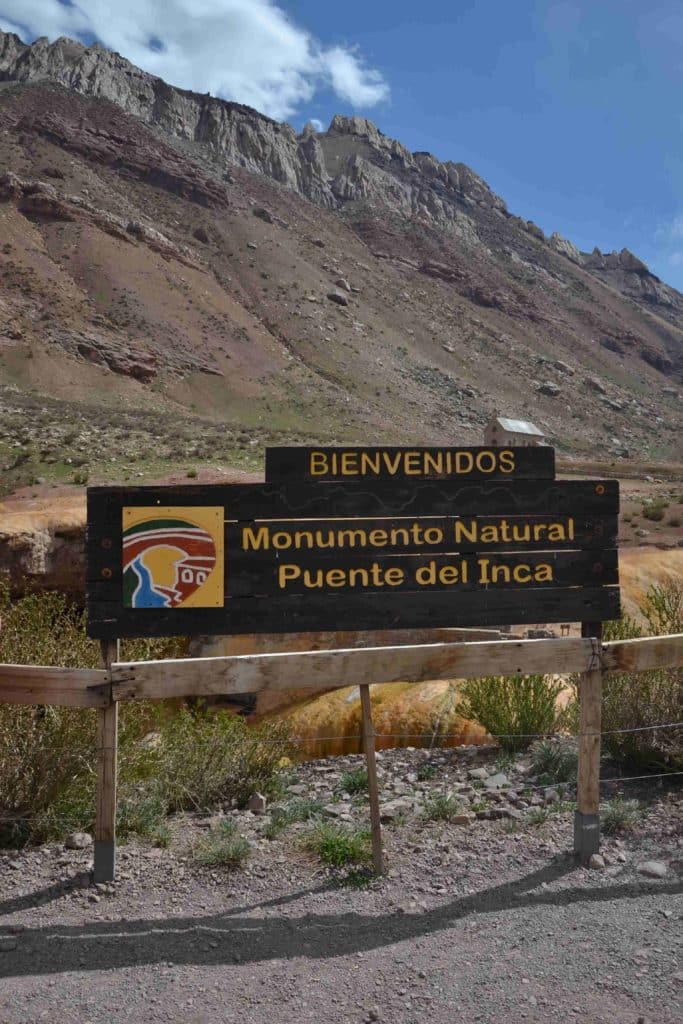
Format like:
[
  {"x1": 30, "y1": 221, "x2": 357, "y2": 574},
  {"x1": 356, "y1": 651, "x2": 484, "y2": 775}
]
[
  {"x1": 87, "y1": 478, "x2": 619, "y2": 530},
  {"x1": 0, "y1": 664, "x2": 109, "y2": 707},
  {"x1": 574, "y1": 622, "x2": 603, "y2": 864},
  {"x1": 603, "y1": 633, "x2": 683, "y2": 673},
  {"x1": 226, "y1": 515, "x2": 617, "y2": 558},
  {"x1": 94, "y1": 640, "x2": 118, "y2": 884},
  {"x1": 219, "y1": 549, "x2": 618, "y2": 598},
  {"x1": 111, "y1": 636, "x2": 596, "y2": 701},
  {"x1": 359, "y1": 683, "x2": 384, "y2": 874},
  {"x1": 265, "y1": 445, "x2": 556, "y2": 482},
  {"x1": 88, "y1": 585, "x2": 621, "y2": 640},
  {"x1": 194, "y1": 626, "x2": 503, "y2": 656}
]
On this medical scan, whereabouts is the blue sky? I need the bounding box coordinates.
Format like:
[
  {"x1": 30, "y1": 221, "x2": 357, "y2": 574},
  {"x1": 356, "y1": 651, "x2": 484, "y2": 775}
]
[{"x1": 2, "y1": 1, "x2": 682, "y2": 290}]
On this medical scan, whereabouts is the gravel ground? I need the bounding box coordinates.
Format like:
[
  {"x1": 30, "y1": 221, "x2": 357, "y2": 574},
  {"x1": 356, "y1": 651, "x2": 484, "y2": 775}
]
[{"x1": 1, "y1": 746, "x2": 681, "y2": 1024}]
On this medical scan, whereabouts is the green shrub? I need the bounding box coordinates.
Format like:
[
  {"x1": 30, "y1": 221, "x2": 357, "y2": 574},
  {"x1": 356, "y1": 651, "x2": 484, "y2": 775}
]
[
  {"x1": 422, "y1": 792, "x2": 464, "y2": 822},
  {"x1": 495, "y1": 751, "x2": 515, "y2": 773},
  {"x1": 193, "y1": 820, "x2": 251, "y2": 868},
  {"x1": 604, "y1": 583, "x2": 679, "y2": 769},
  {"x1": 158, "y1": 707, "x2": 292, "y2": 811},
  {"x1": 459, "y1": 674, "x2": 564, "y2": 752},
  {"x1": 601, "y1": 797, "x2": 642, "y2": 835},
  {"x1": 529, "y1": 737, "x2": 578, "y2": 784},
  {"x1": 567, "y1": 582, "x2": 682, "y2": 770},
  {"x1": 0, "y1": 586, "x2": 290, "y2": 844},
  {"x1": 416, "y1": 761, "x2": 438, "y2": 781},
  {"x1": 642, "y1": 500, "x2": 667, "y2": 522},
  {"x1": 525, "y1": 806, "x2": 550, "y2": 826},
  {"x1": 341, "y1": 868, "x2": 374, "y2": 888},
  {"x1": 264, "y1": 797, "x2": 324, "y2": 838},
  {"x1": 339, "y1": 768, "x2": 368, "y2": 795},
  {"x1": 303, "y1": 822, "x2": 372, "y2": 868}
]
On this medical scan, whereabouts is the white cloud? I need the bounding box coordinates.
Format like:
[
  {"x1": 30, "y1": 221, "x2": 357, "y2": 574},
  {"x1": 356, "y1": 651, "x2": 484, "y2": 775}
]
[
  {"x1": 655, "y1": 213, "x2": 683, "y2": 242},
  {"x1": 309, "y1": 118, "x2": 324, "y2": 132},
  {"x1": 322, "y1": 46, "x2": 390, "y2": 107},
  {"x1": 669, "y1": 215, "x2": 683, "y2": 239},
  {"x1": 0, "y1": 15, "x2": 24, "y2": 35},
  {"x1": 669, "y1": 251, "x2": 683, "y2": 265},
  {"x1": 0, "y1": 0, "x2": 389, "y2": 121}
]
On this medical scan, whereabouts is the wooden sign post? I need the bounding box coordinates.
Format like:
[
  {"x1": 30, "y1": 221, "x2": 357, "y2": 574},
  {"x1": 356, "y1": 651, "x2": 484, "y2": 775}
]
[
  {"x1": 574, "y1": 621, "x2": 604, "y2": 864},
  {"x1": 94, "y1": 638, "x2": 119, "y2": 883},
  {"x1": 85, "y1": 446, "x2": 621, "y2": 876}
]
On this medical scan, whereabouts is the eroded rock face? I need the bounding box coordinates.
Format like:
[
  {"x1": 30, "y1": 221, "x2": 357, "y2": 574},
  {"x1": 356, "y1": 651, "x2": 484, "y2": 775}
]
[
  {"x1": 0, "y1": 495, "x2": 86, "y2": 597},
  {"x1": 2, "y1": 29, "x2": 680, "y2": 339},
  {"x1": 0, "y1": 31, "x2": 506, "y2": 234}
]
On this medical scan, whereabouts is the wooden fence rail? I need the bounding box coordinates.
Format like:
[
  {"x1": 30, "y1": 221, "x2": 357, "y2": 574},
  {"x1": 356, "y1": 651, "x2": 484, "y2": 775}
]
[
  {"x1": 0, "y1": 664, "x2": 108, "y2": 707},
  {"x1": 110, "y1": 633, "x2": 683, "y2": 702},
  {"x1": 0, "y1": 632, "x2": 681, "y2": 882}
]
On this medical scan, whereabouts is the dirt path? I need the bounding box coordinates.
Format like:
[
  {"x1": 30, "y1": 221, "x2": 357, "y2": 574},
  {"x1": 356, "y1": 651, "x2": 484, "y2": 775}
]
[{"x1": 1, "y1": 749, "x2": 681, "y2": 1023}]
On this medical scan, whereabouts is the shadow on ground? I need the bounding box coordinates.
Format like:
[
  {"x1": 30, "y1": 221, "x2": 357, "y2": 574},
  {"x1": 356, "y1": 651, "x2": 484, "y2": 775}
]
[{"x1": 1, "y1": 857, "x2": 681, "y2": 978}]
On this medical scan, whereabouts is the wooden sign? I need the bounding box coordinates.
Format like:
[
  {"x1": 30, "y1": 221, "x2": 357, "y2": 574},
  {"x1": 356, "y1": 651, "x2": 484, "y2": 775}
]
[
  {"x1": 86, "y1": 475, "x2": 620, "y2": 639},
  {"x1": 265, "y1": 445, "x2": 555, "y2": 482}
]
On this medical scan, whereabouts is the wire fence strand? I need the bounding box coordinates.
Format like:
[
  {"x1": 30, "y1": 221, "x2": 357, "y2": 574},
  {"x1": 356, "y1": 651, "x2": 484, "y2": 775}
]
[{"x1": 285, "y1": 719, "x2": 683, "y2": 746}]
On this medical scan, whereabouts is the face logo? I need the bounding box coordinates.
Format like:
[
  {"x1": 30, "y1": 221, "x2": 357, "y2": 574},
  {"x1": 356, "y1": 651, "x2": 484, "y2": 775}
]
[{"x1": 122, "y1": 507, "x2": 224, "y2": 609}]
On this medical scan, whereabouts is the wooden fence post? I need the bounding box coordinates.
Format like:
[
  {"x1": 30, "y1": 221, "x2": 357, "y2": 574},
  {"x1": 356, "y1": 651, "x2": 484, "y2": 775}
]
[
  {"x1": 574, "y1": 621, "x2": 604, "y2": 865},
  {"x1": 94, "y1": 639, "x2": 119, "y2": 883},
  {"x1": 359, "y1": 683, "x2": 384, "y2": 875}
]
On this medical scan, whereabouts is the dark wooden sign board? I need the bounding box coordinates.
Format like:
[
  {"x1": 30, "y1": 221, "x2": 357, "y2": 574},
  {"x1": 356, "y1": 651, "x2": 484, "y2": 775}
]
[
  {"x1": 86, "y1": 458, "x2": 620, "y2": 639},
  {"x1": 265, "y1": 445, "x2": 555, "y2": 482}
]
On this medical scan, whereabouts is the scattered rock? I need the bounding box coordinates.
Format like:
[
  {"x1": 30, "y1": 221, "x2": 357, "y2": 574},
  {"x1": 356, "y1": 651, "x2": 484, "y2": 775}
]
[
  {"x1": 327, "y1": 290, "x2": 349, "y2": 306},
  {"x1": 252, "y1": 206, "x2": 273, "y2": 223},
  {"x1": 588, "y1": 854, "x2": 605, "y2": 870},
  {"x1": 469, "y1": 767, "x2": 489, "y2": 780},
  {"x1": 380, "y1": 799, "x2": 412, "y2": 823},
  {"x1": 193, "y1": 226, "x2": 210, "y2": 244},
  {"x1": 65, "y1": 831, "x2": 92, "y2": 850},
  {"x1": 247, "y1": 241, "x2": 258, "y2": 250},
  {"x1": 323, "y1": 803, "x2": 352, "y2": 819},
  {"x1": 636, "y1": 860, "x2": 668, "y2": 879},
  {"x1": 484, "y1": 772, "x2": 509, "y2": 790},
  {"x1": 334, "y1": 277, "x2": 351, "y2": 292},
  {"x1": 247, "y1": 792, "x2": 267, "y2": 815},
  {"x1": 584, "y1": 376, "x2": 607, "y2": 394},
  {"x1": 536, "y1": 381, "x2": 561, "y2": 397}
]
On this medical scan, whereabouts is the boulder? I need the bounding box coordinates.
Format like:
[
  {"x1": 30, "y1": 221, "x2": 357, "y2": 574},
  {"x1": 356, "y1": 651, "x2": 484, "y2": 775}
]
[
  {"x1": 585, "y1": 375, "x2": 607, "y2": 395},
  {"x1": 65, "y1": 831, "x2": 92, "y2": 850},
  {"x1": 252, "y1": 206, "x2": 274, "y2": 224}
]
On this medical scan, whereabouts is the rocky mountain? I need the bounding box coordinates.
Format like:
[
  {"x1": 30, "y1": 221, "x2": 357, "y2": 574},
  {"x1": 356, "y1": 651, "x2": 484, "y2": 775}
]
[{"x1": 0, "y1": 31, "x2": 680, "y2": 489}]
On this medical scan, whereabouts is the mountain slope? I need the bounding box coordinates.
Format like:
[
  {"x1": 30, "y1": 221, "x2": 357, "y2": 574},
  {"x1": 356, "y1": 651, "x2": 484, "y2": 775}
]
[{"x1": 0, "y1": 32, "x2": 680, "y2": 490}]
